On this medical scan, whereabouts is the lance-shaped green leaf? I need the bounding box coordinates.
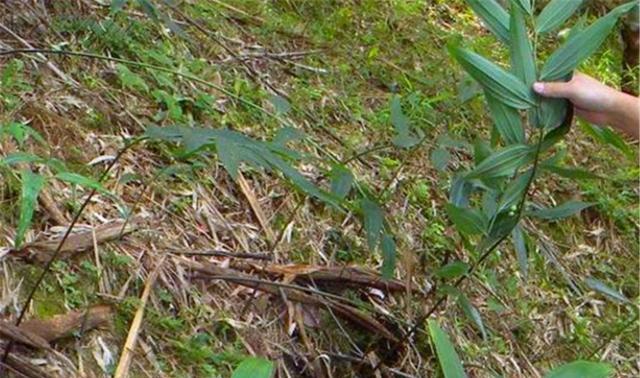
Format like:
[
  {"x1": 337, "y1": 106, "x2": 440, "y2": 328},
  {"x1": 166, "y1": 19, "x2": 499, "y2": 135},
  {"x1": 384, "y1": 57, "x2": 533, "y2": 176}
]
[
  {"x1": 485, "y1": 92, "x2": 525, "y2": 145},
  {"x1": 381, "y1": 234, "x2": 397, "y2": 280},
  {"x1": 541, "y1": 164, "x2": 601, "y2": 180},
  {"x1": 545, "y1": 360, "x2": 612, "y2": 378},
  {"x1": 465, "y1": 0, "x2": 510, "y2": 43},
  {"x1": 457, "y1": 293, "x2": 487, "y2": 340},
  {"x1": 509, "y1": 2, "x2": 536, "y2": 87},
  {"x1": 428, "y1": 320, "x2": 468, "y2": 378},
  {"x1": 540, "y1": 1, "x2": 637, "y2": 81},
  {"x1": 431, "y1": 147, "x2": 451, "y2": 171},
  {"x1": 529, "y1": 200, "x2": 594, "y2": 220},
  {"x1": 361, "y1": 198, "x2": 384, "y2": 250},
  {"x1": 449, "y1": 175, "x2": 473, "y2": 208},
  {"x1": 497, "y1": 169, "x2": 533, "y2": 213},
  {"x1": 536, "y1": 0, "x2": 583, "y2": 35},
  {"x1": 390, "y1": 96, "x2": 419, "y2": 148},
  {"x1": 329, "y1": 165, "x2": 354, "y2": 199},
  {"x1": 513, "y1": 0, "x2": 532, "y2": 15},
  {"x1": 535, "y1": 97, "x2": 570, "y2": 130},
  {"x1": 15, "y1": 170, "x2": 45, "y2": 248},
  {"x1": 441, "y1": 286, "x2": 487, "y2": 340},
  {"x1": 446, "y1": 204, "x2": 487, "y2": 236},
  {"x1": 232, "y1": 357, "x2": 274, "y2": 378},
  {"x1": 449, "y1": 45, "x2": 535, "y2": 109},
  {"x1": 435, "y1": 261, "x2": 470, "y2": 279},
  {"x1": 585, "y1": 277, "x2": 630, "y2": 303},
  {"x1": 466, "y1": 144, "x2": 533, "y2": 180},
  {"x1": 511, "y1": 225, "x2": 528, "y2": 279}
]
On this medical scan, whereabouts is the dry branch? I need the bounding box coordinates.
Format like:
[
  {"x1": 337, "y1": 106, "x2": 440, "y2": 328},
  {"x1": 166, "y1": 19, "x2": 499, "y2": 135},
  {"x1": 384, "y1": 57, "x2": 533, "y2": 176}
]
[
  {"x1": 113, "y1": 257, "x2": 165, "y2": 378},
  {"x1": 18, "y1": 219, "x2": 139, "y2": 263},
  {"x1": 20, "y1": 304, "x2": 112, "y2": 343},
  {"x1": 182, "y1": 259, "x2": 400, "y2": 343},
  {"x1": 230, "y1": 262, "x2": 414, "y2": 293}
]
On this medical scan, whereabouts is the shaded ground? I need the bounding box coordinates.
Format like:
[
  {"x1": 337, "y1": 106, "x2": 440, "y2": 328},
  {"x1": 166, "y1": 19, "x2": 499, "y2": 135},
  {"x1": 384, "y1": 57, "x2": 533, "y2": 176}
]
[{"x1": 0, "y1": 0, "x2": 638, "y2": 377}]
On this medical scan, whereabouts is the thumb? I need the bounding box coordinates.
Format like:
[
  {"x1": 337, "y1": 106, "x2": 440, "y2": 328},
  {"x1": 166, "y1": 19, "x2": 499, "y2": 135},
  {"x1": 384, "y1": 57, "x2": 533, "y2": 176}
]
[{"x1": 533, "y1": 81, "x2": 574, "y2": 99}]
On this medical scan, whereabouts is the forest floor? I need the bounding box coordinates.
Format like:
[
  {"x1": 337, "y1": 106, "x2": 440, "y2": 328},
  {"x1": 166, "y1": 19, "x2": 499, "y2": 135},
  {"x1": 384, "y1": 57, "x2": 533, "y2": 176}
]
[{"x1": 0, "y1": 0, "x2": 638, "y2": 377}]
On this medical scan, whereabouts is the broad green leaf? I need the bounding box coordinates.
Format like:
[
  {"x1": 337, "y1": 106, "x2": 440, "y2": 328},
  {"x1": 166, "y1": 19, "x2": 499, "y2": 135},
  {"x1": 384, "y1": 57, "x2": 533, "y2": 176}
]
[
  {"x1": 535, "y1": 97, "x2": 570, "y2": 130},
  {"x1": 458, "y1": 75, "x2": 482, "y2": 103},
  {"x1": 540, "y1": 108, "x2": 573, "y2": 151},
  {"x1": 473, "y1": 140, "x2": 492, "y2": 166},
  {"x1": 446, "y1": 204, "x2": 487, "y2": 236},
  {"x1": 381, "y1": 234, "x2": 396, "y2": 280},
  {"x1": 390, "y1": 96, "x2": 419, "y2": 148},
  {"x1": 536, "y1": 0, "x2": 583, "y2": 35},
  {"x1": 497, "y1": 169, "x2": 533, "y2": 213},
  {"x1": 428, "y1": 320, "x2": 468, "y2": 378},
  {"x1": 269, "y1": 94, "x2": 291, "y2": 115},
  {"x1": 585, "y1": 277, "x2": 630, "y2": 303},
  {"x1": 449, "y1": 175, "x2": 472, "y2": 208},
  {"x1": 1, "y1": 152, "x2": 44, "y2": 166},
  {"x1": 273, "y1": 127, "x2": 305, "y2": 146},
  {"x1": 481, "y1": 190, "x2": 498, "y2": 219},
  {"x1": 15, "y1": 170, "x2": 45, "y2": 248},
  {"x1": 231, "y1": 357, "x2": 274, "y2": 378},
  {"x1": 479, "y1": 211, "x2": 519, "y2": 253},
  {"x1": 466, "y1": 144, "x2": 533, "y2": 180},
  {"x1": 361, "y1": 198, "x2": 383, "y2": 250},
  {"x1": 513, "y1": 0, "x2": 532, "y2": 15},
  {"x1": 580, "y1": 123, "x2": 634, "y2": 160},
  {"x1": 136, "y1": 0, "x2": 158, "y2": 20},
  {"x1": 329, "y1": 165, "x2": 354, "y2": 200},
  {"x1": 431, "y1": 147, "x2": 451, "y2": 171},
  {"x1": 55, "y1": 172, "x2": 109, "y2": 194},
  {"x1": 540, "y1": 2, "x2": 637, "y2": 81},
  {"x1": 529, "y1": 200, "x2": 594, "y2": 220},
  {"x1": 511, "y1": 225, "x2": 528, "y2": 279},
  {"x1": 485, "y1": 92, "x2": 525, "y2": 145},
  {"x1": 145, "y1": 126, "x2": 334, "y2": 203},
  {"x1": 465, "y1": 0, "x2": 510, "y2": 43},
  {"x1": 216, "y1": 140, "x2": 241, "y2": 179},
  {"x1": 542, "y1": 164, "x2": 601, "y2": 180},
  {"x1": 509, "y1": 2, "x2": 536, "y2": 87},
  {"x1": 435, "y1": 261, "x2": 470, "y2": 279},
  {"x1": 449, "y1": 45, "x2": 535, "y2": 109},
  {"x1": 545, "y1": 360, "x2": 613, "y2": 378},
  {"x1": 111, "y1": 0, "x2": 128, "y2": 12},
  {"x1": 457, "y1": 293, "x2": 487, "y2": 339}
]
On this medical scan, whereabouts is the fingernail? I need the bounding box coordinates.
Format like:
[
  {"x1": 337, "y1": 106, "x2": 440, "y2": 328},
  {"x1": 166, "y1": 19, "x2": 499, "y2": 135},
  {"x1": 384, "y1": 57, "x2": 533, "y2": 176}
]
[{"x1": 533, "y1": 82, "x2": 544, "y2": 94}]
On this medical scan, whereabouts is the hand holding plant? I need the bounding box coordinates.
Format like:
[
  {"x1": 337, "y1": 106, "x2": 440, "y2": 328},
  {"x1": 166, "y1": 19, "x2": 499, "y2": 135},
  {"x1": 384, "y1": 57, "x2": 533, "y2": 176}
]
[{"x1": 534, "y1": 72, "x2": 640, "y2": 139}]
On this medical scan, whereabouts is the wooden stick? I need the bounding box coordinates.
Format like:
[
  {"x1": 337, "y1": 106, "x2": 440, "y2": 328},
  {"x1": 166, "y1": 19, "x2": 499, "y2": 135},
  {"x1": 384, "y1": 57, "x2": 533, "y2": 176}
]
[
  {"x1": 237, "y1": 172, "x2": 275, "y2": 244},
  {"x1": 113, "y1": 257, "x2": 165, "y2": 378}
]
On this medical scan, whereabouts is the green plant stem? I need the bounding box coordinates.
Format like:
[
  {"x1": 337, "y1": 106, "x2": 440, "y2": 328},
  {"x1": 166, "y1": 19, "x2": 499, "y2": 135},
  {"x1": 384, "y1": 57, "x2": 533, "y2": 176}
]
[
  {"x1": 368, "y1": 125, "x2": 548, "y2": 373},
  {"x1": 0, "y1": 138, "x2": 140, "y2": 370}
]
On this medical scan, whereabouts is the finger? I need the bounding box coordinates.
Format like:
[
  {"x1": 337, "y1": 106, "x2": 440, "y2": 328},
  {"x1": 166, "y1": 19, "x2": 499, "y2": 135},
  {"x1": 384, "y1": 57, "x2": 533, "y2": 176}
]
[{"x1": 533, "y1": 81, "x2": 574, "y2": 98}]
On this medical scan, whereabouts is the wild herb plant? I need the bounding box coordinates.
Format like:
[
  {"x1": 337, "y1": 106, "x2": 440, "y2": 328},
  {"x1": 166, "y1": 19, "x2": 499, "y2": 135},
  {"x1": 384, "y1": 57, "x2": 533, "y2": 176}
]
[{"x1": 425, "y1": 0, "x2": 637, "y2": 376}]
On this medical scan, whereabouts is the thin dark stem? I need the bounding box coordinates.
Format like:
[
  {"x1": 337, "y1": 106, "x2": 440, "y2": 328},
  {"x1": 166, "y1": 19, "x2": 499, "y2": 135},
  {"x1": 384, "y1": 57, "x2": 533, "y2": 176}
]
[
  {"x1": 368, "y1": 123, "x2": 551, "y2": 372},
  {"x1": 0, "y1": 139, "x2": 138, "y2": 369}
]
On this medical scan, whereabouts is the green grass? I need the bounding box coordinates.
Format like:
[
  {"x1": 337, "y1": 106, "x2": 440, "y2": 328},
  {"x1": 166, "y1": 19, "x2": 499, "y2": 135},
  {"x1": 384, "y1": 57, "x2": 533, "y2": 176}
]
[{"x1": 0, "y1": 0, "x2": 637, "y2": 377}]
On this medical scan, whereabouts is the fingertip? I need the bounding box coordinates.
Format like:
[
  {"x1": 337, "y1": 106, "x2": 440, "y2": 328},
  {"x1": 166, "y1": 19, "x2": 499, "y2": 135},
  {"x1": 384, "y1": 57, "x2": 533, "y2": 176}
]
[{"x1": 533, "y1": 82, "x2": 544, "y2": 94}]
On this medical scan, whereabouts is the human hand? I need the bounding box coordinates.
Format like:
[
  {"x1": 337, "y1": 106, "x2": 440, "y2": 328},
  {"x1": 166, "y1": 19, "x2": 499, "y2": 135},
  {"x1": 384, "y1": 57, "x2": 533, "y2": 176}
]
[{"x1": 533, "y1": 72, "x2": 639, "y2": 139}]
